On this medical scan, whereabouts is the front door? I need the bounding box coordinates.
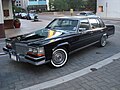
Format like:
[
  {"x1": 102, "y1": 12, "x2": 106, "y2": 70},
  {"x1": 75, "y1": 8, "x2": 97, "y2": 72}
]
[{"x1": 70, "y1": 18, "x2": 94, "y2": 50}]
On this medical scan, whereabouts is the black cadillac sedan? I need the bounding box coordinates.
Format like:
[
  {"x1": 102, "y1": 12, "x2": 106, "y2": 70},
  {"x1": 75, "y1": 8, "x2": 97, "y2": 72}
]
[{"x1": 3, "y1": 16, "x2": 115, "y2": 68}]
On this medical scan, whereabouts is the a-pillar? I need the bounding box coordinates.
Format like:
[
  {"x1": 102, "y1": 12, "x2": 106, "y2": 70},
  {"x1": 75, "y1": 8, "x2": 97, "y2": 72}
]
[{"x1": 0, "y1": 0, "x2": 5, "y2": 38}]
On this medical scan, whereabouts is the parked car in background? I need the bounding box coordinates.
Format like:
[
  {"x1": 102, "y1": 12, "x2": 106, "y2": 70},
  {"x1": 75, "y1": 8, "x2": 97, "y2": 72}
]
[
  {"x1": 15, "y1": 13, "x2": 19, "y2": 18},
  {"x1": 19, "y1": 13, "x2": 27, "y2": 19},
  {"x1": 26, "y1": 13, "x2": 38, "y2": 20},
  {"x1": 77, "y1": 11, "x2": 98, "y2": 17},
  {"x1": 3, "y1": 16, "x2": 115, "y2": 68}
]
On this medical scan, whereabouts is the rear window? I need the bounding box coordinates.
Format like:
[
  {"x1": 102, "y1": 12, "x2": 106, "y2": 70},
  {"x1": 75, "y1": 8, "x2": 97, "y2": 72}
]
[
  {"x1": 89, "y1": 18, "x2": 100, "y2": 29},
  {"x1": 79, "y1": 19, "x2": 90, "y2": 30},
  {"x1": 98, "y1": 18, "x2": 105, "y2": 27}
]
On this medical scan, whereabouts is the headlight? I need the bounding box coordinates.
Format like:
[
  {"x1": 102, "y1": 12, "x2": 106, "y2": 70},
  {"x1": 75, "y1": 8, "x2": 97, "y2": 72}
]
[
  {"x1": 32, "y1": 48, "x2": 38, "y2": 53},
  {"x1": 37, "y1": 47, "x2": 44, "y2": 54},
  {"x1": 6, "y1": 42, "x2": 12, "y2": 48},
  {"x1": 28, "y1": 48, "x2": 38, "y2": 53},
  {"x1": 6, "y1": 42, "x2": 12, "y2": 46},
  {"x1": 28, "y1": 48, "x2": 33, "y2": 52},
  {"x1": 28, "y1": 47, "x2": 45, "y2": 56}
]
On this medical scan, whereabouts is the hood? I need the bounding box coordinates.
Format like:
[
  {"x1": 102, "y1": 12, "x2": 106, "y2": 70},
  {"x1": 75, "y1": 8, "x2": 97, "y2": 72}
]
[
  {"x1": 21, "y1": 28, "x2": 66, "y2": 41},
  {"x1": 9, "y1": 28, "x2": 72, "y2": 45}
]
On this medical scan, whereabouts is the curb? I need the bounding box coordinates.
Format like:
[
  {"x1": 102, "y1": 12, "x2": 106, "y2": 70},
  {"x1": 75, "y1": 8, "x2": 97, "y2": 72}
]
[
  {"x1": 0, "y1": 38, "x2": 6, "y2": 42},
  {"x1": 0, "y1": 52, "x2": 6, "y2": 55}
]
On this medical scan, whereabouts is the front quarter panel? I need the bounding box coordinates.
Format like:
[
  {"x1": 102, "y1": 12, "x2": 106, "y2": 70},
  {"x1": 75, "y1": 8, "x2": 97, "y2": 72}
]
[{"x1": 43, "y1": 33, "x2": 78, "y2": 61}]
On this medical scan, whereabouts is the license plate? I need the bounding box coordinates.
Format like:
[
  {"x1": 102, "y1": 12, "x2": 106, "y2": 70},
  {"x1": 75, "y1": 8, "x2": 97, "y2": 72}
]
[{"x1": 11, "y1": 54, "x2": 17, "y2": 61}]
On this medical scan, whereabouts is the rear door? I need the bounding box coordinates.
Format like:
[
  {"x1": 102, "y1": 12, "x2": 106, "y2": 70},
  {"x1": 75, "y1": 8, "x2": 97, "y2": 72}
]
[{"x1": 88, "y1": 18, "x2": 106, "y2": 42}]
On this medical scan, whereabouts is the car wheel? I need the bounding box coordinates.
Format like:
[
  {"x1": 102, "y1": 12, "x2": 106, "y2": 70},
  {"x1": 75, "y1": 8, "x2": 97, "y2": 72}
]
[
  {"x1": 51, "y1": 48, "x2": 68, "y2": 68},
  {"x1": 99, "y1": 35, "x2": 107, "y2": 47}
]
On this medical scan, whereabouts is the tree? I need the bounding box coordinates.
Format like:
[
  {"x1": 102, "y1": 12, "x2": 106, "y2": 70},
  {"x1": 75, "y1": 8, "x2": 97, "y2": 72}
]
[
  {"x1": 49, "y1": 0, "x2": 54, "y2": 11},
  {"x1": 49, "y1": 0, "x2": 69, "y2": 11},
  {"x1": 49, "y1": 0, "x2": 97, "y2": 12},
  {"x1": 84, "y1": 0, "x2": 97, "y2": 12},
  {"x1": 14, "y1": 6, "x2": 26, "y2": 13}
]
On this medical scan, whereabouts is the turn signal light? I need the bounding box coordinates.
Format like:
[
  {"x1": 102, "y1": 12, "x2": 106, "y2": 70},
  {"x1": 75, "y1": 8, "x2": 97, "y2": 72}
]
[{"x1": 27, "y1": 52, "x2": 45, "y2": 57}]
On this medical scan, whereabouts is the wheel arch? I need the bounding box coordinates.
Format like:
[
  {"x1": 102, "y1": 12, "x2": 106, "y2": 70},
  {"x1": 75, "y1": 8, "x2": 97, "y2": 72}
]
[{"x1": 52, "y1": 42, "x2": 70, "y2": 53}]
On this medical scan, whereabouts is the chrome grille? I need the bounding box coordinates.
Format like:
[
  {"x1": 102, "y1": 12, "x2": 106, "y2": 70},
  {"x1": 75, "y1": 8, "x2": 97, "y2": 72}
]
[{"x1": 15, "y1": 43, "x2": 28, "y2": 55}]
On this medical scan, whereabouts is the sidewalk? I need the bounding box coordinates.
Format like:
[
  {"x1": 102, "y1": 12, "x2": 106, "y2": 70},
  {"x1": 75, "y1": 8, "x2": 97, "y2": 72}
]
[
  {"x1": 43, "y1": 59, "x2": 120, "y2": 90},
  {"x1": 5, "y1": 19, "x2": 50, "y2": 38},
  {"x1": 102, "y1": 17, "x2": 120, "y2": 21},
  {"x1": 0, "y1": 19, "x2": 50, "y2": 54}
]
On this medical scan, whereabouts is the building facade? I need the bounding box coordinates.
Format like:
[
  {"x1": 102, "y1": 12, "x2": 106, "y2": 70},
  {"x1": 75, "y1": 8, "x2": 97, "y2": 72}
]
[
  {"x1": 28, "y1": 0, "x2": 49, "y2": 11},
  {"x1": 97, "y1": 0, "x2": 120, "y2": 18},
  {"x1": 15, "y1": 0, "x2": 28, "y2": 9},
  {"x1": 0, "y1": 0, "x2": 14, "y2": 38}
]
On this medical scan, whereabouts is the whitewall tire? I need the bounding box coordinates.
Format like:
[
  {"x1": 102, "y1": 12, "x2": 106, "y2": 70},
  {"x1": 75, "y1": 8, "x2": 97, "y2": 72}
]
[
  {"x1": 51, "y1": 48, "x2": 68, "y2": 68},
  {"x1": 100, "y1": 35, "x2": 107, "y2": 47}
]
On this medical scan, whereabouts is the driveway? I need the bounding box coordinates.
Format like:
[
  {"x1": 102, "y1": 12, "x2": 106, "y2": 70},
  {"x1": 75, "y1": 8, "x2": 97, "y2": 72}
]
[{"x1": 0, "y1": 18, "x2": 120, "y2": 90}]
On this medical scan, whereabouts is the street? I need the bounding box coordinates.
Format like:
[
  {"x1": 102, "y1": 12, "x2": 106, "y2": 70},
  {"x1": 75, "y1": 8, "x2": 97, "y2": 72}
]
[{"x1": 0, "y1": 17, "x2": 120, "y2": 90}]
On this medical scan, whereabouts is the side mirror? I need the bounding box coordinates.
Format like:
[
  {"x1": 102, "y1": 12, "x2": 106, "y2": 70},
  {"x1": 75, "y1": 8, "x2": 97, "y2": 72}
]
[{"x1": 91, "y1": 25, "x2": 96, "y2": 29}]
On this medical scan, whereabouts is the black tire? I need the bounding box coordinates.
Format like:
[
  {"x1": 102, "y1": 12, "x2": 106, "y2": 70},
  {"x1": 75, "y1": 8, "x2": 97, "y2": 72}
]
[
  {"x1": 99, "y1": 35, "x2": 107, "y2": 47},
  {"x1": 50, "y1": 48, "x2": 68, "y2": 68}
]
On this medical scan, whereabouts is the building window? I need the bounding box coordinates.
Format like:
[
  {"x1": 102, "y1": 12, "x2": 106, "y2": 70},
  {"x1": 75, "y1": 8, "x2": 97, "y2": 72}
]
[
  {"x1": 98, "y1": 6, "x2": 103, "y2": 12},
  {"x1": 19, "y1": 4, "x2": 21, "y2": 6}
]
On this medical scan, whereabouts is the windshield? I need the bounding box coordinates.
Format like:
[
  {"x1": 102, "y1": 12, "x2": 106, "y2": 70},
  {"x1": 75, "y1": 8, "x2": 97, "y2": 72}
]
[
  {"x1": 87, "y1": 13, "x2": 94, "y2": 15},
  {"x1": 46, "y1": 19, "x2": 78, "y2": 31},
  {"x1": 80, "y1": 12, "x2": 94, "y2": 16},
  {"x1": 34, "y1": 29, "x2": 63, "y2": 39},
  {"x1": 80, "y1": 13, "x2": 86, "y2": 16}
]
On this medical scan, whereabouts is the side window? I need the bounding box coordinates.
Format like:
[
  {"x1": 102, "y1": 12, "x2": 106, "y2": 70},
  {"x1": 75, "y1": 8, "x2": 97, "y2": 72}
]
[
  {"x1": 79, "y1": 19, "x2": 90, "y2": 30},
  {"x1": 89, "y1": 18, "x2": 100, "y2": 29},
  {"x1": 98, "y1": 18, "x2": 105, "y2": 27}
]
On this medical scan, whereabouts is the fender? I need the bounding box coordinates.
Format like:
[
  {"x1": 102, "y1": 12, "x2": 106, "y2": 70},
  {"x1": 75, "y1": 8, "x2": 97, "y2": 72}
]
[
  {"x1": 52, "y1": 42, "x2": 70, "y2": 51},
  {"x1": 102, "y1": 33, "x2": 108, "y2": 38}
]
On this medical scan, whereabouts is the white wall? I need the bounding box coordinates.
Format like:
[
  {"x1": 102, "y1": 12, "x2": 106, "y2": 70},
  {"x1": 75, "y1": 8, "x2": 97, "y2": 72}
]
[
  {"x1": 0, "y1": 0, "x2": 4, "y2": 23},
  {"x1": 107, "y1": 0, "x2": 120, "y2": 18},
  {"x1": 23, "y1": 0, "x2": 29, "y2": 9},
  {"x1": 3, "y1": 0, "x2": 13, "y2": 20},
  {"x1": 46, "y1": 0, "x2": 50, "y2": 10},
  {"x1": 97, "y1": 0, "x2": 120, "y2": 18}
]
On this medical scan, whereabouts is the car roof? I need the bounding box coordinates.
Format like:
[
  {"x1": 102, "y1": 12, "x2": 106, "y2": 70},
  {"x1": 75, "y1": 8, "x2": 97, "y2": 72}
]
[{"x1": 56, "y1": 16, "x2": 99, "y2": 20}]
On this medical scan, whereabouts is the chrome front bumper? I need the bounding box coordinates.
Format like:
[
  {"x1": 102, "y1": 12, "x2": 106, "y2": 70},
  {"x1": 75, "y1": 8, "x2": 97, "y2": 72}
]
[{"x1": 3, "y1": 47, "x2": 47, "y2": 66}]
